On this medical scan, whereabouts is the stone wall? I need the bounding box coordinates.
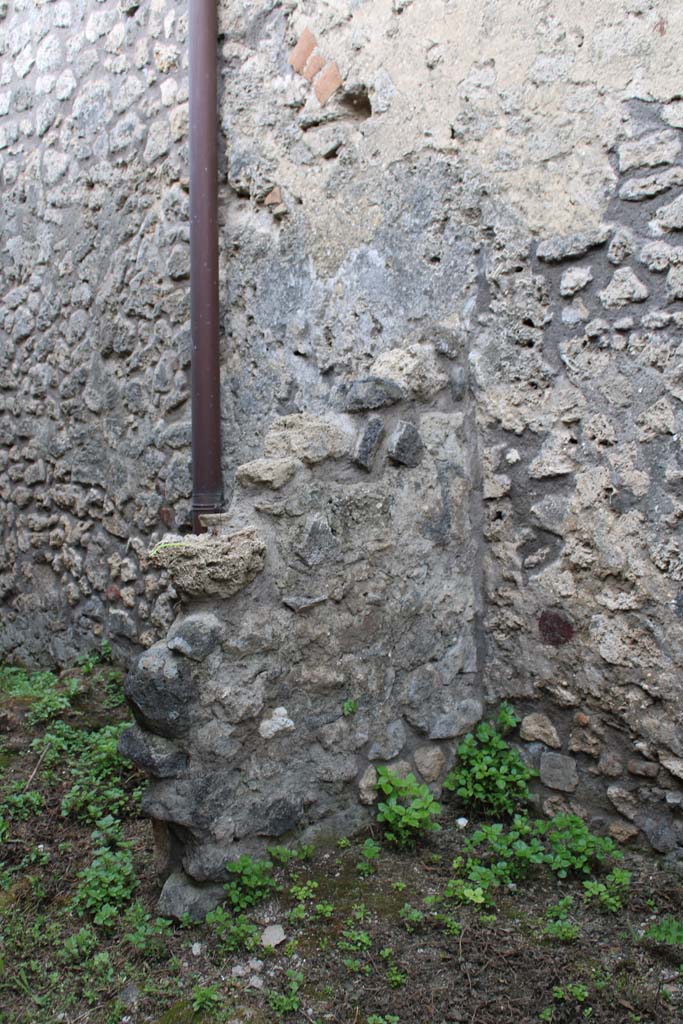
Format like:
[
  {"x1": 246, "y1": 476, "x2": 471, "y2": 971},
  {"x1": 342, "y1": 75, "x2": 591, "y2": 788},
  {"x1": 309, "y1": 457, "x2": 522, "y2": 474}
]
[{"x1": 2, "y1": 0, "x2": 683, "y2": 903}]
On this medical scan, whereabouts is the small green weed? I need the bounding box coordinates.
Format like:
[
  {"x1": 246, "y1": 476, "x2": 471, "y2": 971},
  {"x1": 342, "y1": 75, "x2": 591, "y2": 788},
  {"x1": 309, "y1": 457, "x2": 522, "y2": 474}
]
[
  {"x1": 191, "y1": 983, "x2": 222, "y2": 1014},
  {"x1": 356, "y1": 837, "x2": 381, "y2": 877},
  {"x1": 643, "y1": 915, "x2": 683, "y2": 945},
  {"x1": 205, "y1": 905, "x2": 260, "y2": 952},
  {"x1": 342, "y1": 699, "x2": 358, "y2": 717},
  {"x1": 375, "y1": 767, "x2": 441, "y2": 848},
  {"x1": 443, "y1": 703, "x2": 536, "y2": 818},
  {"x1": 72, "y1": 843, "x2": 137, "y2": 928},
  {"x1": 224, "y1": 855, "x2": 278, "y2": 911},
  {"x1": 398, "y1": 903, "x2": 424, "y2": 932},
  {"x1": 268, "y1": 969, "x2": 303, "y2": 1015},
  {"x1": 583, "y1": 868, "x2": 631, "y2": 913},
  {"x1": 0, "y1": 783, "x2": 44, "y2": 821}
]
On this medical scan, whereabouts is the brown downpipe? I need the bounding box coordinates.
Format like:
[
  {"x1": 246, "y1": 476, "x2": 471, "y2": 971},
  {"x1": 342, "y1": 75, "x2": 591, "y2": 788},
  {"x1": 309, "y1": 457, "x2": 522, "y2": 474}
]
[{"x1": 189, "y1": 0, "x2": 222, "y2": 533}]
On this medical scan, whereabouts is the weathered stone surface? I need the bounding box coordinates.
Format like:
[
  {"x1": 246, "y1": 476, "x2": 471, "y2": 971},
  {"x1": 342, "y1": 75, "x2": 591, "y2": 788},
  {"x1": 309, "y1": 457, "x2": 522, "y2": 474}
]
[
  {"x1": 157, "y1": 870, "x2": 225, "y2": 921},
  {"x1": 335, "y1": 377, "x2": 405, "y2": 412},
  {"x1": 353, "y1": 417, "x2": 385, "y2": 471},
  {"x1": 236, "y1": 458, "x2": 301, "y2": 490},
  {"x1": 124, "y1": 645, "x2": 195, "y2": 739},
  {"x1": 656, "y1": 193, "x2": 683, "y2": 231},
  {"x1": 607, "y1": 227, "x2": 635, "y2": 266},
  {"x1": 627, "y1": 758, "x2": 659, "y2": 779},
  {"x1": 368, "y1": 719, "x2": 406, "y2": 761},
  {"x1": 618, "y1": 130, "x2": 681, "y2": 172},
  {"x1": 358, "y1": 765, "x2": 378, "y2": 805},
  {"x1": 599, "y1": 268, "x2": 649, "y2": 307},
  {"x1": 540, "y1": 753, "x2": 579, "y2": 793},
  {"x1": 596, "y1": 751, "x2": 623, "y2": 777},
  {"x1": 568, "y1": 729, "x2": 601, "y2": 758},
  {"x1": 118, "y1": 724, "x2": 189, "y2": 778},
  {"x1": 559, "y1": 266, "x2": 592, "y2": 296},
  {"x1": 429, "y1": 699, "x2": 483, "y2": 740},
  {"x1": 370, "y1": 345, "x2": 448, "y2": 398},
  {"x1": 166, "y1": 612, "x2": 223, "y2": 662},
  {"x1": 619, "y1": 166, "x2": 683, "y2": 201},
  {"x1": 666, "y1": 265, "x2": 683, "y2": 302},
  {"x1": 264, "y1": 415, "x2": 351, "y2": 464},
  {"x1": 608, "y1": 820, "x2": 639, "y2": 844},
  {"x1": 606, "y1": 785, "x2": 639, "y2": 821},
  {"x1": 536, "y1": 225, "x2": 610, "y2": 262},
  {"x1": 414, "y1": 744, "x2": 446, "y2": 782},
  {"x1": 151, "y1": 528, "x2": 267, "y2": 598},
  {"x1": 520, "y1": 713, "x2": 561, "y2": 749},
  {"x1": 659, "y1": 753, "x2": 683, "y2": 781},
  {"x1": 387, "y1": 421, "x2": 423, "y2": 467},
  {"x1": 261, "y1": 924, "x2": 286, "y2": 948},
  {"x1": 259, "y1": 707, "x2": 295, "y2": 740}
]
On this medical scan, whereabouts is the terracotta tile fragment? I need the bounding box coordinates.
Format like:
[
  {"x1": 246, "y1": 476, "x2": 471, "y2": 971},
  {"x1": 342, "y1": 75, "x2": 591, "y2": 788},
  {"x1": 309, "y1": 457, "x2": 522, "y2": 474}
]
[
  {"x1": 303, "y1": 53, "x2": 325, "y2": 82},
  {"x1": 288, "y1": 28, "x2": 316, "y2": 74},
  {"x1": 264, "y1": 187, "x2": 282, "y2": 207},
  {"x1": 314, "y1": 61, "x2": 342, "y2": 106}
]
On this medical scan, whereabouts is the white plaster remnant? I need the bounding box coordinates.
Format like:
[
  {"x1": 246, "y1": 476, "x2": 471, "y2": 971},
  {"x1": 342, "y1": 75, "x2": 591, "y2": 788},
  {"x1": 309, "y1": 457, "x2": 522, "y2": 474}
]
[{"x1": 259, "y1": 707, "x2": 295, "y2": 740}]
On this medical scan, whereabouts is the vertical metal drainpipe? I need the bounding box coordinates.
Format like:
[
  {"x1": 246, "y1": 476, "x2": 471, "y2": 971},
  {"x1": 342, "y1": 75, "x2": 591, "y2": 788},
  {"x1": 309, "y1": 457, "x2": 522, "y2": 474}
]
[{"x1": 189, "y1": 0, "x2": 223, "y2": 533}]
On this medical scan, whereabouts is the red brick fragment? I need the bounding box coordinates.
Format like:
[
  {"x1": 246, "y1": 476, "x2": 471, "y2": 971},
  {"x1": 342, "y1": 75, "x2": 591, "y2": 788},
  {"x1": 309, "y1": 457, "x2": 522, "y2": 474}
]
[
  {"x1": 303, "y1": 53, "x2": 325, "y2": 82},
  {"x1": 288, "y1": 28, "x2": 316, "y2": 74},
  {"x1": 314, "y1": 61, "x2": 342, "y2": 106}
]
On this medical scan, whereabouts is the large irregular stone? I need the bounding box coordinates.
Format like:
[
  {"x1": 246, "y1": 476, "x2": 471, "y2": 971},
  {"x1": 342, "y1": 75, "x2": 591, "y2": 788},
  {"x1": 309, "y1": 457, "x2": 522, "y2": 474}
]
[
  {"x1": 619, "y1": 166, "x2": 683, "y2": 201},
  {"x1": 353, "y1": 417, "x2": 385, "y2": 471},
  {"x1": 157, "y1": 870, "x2": 225, "y2": 921},
  {"x1": 368, "y1": 719, "x2": 406, "y2": 760},
  {"x1": 124, "y1": 644, "x2": 195, "y2": 738},
  {"x1": 528, "y1": 431, "x2": 576, "y2": 479},
  {"x1": 369, "y1": 344, "x2": 448, "y2": 398},
  {"x1": 520, "y1": 713, "x2": 561, "y2": 749},
  {"x1": 666, "y1": 265, "x2": 683, "y2": 302},
  {"x1": 264, "y1": 414, "x2": 351, "y2": 464},
  {"x1": 618, "y1": 130, "x2": 681, "y2": 172},
  {"x1": 539, "y1": 752, "x2": 579, "y2": 792},
  {"x1": 656, "y1": 193, "x2": 683, "y2": 231},
  {"x1": 118, "y1": 724, "x2": 189, "y2": 777},
  {"x1": 659, "y1": 752, "x2": 683, "y2": 781},
  {"x1": 150, "y1": 527, "x2": 267, "y2": 598},
  {"x1": 387, "y1": 421, "x2": 423, "y2": 467},
  {"x1": 358, "y1": 765, "x2": 378, "y2": 805},
  {"x1": 335, "y1": 377, "x2": 405, "y2": 412},
  {"x1": 662, "y1": 100, "x2": 683, "y2": 128},
  {"x1": 639, "y1": 240, "x2": 683, "y2": 272},
  {"x1": 414, "y1": 744, "x2": 446, "y2": 782},
  {"x1": 429, "y1": 698, "x2": 483, "y2": 740},
  {"x1": 536, "y1": 225, "x2": 610, "y2": 262},
  {"x1": 235, "y1": 457, "x2": 301, "y2": 490},
  {"x1": 599, "y1": 268, "x2": 649, "y2": 308},
  {"x1": 295, "y1": 513, "x2": 341, "y2": 566},
  {"x1": 559, "y1": 266, "x2": 592, "y2": 296},
  {"x1": 166, "y1": 611, "x2": 223, "y2": 662},
  {"x1": 606, "y1": 785, "x2": 639, "y2": 821}
]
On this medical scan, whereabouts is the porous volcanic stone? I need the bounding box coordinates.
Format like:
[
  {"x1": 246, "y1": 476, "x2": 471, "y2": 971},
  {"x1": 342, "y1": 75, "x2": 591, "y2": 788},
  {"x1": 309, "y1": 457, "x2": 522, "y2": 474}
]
[{"x1": 150, "y1": 527, "x2": 266, "y2": 598}]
